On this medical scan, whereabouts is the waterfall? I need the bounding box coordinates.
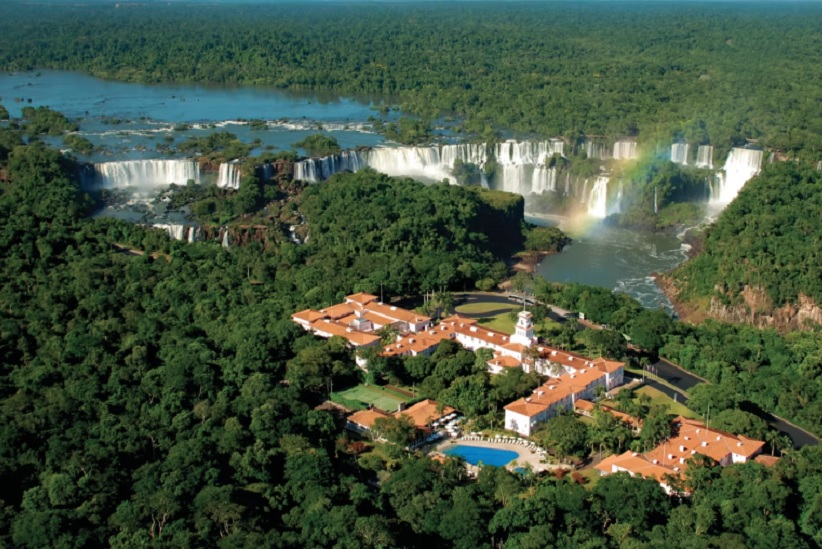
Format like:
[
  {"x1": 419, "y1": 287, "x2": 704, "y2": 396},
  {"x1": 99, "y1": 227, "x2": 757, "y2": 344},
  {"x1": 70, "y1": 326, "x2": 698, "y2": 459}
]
[
  {"x1": 615, "y1": 182, "x2": 623, "y2": 214},
  {"x1": 291, "y1": 140, "x2": 565, "y2": 197},
  {"x1": 293, "y1": 150, "x2": 365, "y2": 183},
  {"x1": 221, "y1": 230, "x2": 230, "y2": 249},
  {"x1": 587, "y1": 176, "x2": 609, "y2": 218},
  {"x1": 585, "y1": 141, "x2": 607, "y2": 160},
  {"x1": 187, "y1": 226, "x2": 201, "y2": 243},
  {"x1": 531, "y1": 166, "x2": 557, "y2": 194},
  {"x1": 613, "y1": 141, "x2": 638, "y2": 160},
  {"x1": 817, "y1": 161, "x2": 822, "y2": 171},
  {"x1": 711, "y1": 148, "x2": 763, "y2": 205},
  {"x1": 580, "y1": 178, "x2": 591, "y2": 206},
  {"x1": 288, "y1": 225, "x2": 301, "y2": 245},
  {"x1": 695, "y1": 145, "x2": 714, "y2": 169},
  {"x1": 217, "y1": 160, "x2": 242, "y2": 189},
  {"x1": 671, "y1": 143, "x2": 690, "y2": 165},
  {"x1": 654, "y1": 186, "x2": 658, "y2": 214},
  {"x1": 364, "y1": 146, "x2": 450, "y2": 182},
  {"x1": 152, "y1": 223, "x2": 186, "y2": 240},
  {"x1": 494, "y1": 140, "x2": 563, "y2": 165},
  {"x1": 259, "y1": 163, "x2": 276, "y2": 182},
  {"x1": 81, "y1": 159, "x2": 201, "y2": 190}
]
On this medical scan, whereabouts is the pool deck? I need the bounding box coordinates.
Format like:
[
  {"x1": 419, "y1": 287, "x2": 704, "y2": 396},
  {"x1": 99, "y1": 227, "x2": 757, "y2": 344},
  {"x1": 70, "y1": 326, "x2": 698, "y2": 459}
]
[{"x1": 434, "y1": 437, "x2": 561, "y2": 474}]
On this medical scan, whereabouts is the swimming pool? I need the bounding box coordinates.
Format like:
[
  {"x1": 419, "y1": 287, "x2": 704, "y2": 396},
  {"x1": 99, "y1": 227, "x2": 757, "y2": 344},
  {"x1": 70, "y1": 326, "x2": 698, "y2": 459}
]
[{"x1": 443, "y1": 445, "x2": 519, "y2": 467}]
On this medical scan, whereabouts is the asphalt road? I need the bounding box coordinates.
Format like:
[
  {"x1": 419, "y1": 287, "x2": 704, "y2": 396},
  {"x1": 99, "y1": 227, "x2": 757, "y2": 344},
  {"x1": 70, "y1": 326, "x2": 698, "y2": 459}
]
[{"x1": 650, "y1": 359, "x2": 819, "y2": 449}]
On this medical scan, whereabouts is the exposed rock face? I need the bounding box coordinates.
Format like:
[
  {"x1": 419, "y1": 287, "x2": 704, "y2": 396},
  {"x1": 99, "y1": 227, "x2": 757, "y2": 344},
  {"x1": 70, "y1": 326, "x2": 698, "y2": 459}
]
[
  {"x1": 708, "y1": 288, "x2": 822, "y2": 331},
  {"x1": 658, "y1": 274, "x2": 822, "y2": 331}
]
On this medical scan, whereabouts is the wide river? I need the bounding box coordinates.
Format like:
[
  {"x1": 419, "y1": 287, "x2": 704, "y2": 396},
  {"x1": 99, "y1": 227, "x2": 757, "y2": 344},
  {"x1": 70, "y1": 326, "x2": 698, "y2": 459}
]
[
  {"x1": 527, "y1": 215, "x2": 687, "y2": 313},
  {"x1": 1, "y1": 70, "x2": 689, "y2": 310}
]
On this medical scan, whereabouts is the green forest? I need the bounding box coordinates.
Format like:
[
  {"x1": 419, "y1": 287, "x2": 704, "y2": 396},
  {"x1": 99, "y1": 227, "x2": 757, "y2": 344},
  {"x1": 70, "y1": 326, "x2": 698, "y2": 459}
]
[
  {"x1": 670, "y1": 162, "x2": 822, "y2": 311},
  {"x1": 1, "y1": 2, "x2": 822, "y2": 157},
  {"x1": 2, "y1": 1, "x2": 822, "y2": 546},
  {"x1": 1, "y1": 105, "x2": 822, "y2": 546}
]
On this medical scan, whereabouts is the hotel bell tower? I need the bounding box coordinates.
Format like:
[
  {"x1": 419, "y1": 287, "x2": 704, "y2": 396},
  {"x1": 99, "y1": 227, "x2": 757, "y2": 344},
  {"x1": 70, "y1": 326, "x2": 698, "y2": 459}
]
[{"x1": 511, "y1": 310, "x2": 536, "y2": 347}]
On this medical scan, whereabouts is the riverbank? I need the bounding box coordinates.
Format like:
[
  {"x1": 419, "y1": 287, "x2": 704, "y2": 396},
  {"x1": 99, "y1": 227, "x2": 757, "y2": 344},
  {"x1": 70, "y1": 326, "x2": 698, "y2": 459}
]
[{"x1": 653, "y1": 272, "x2": 708, "y2": 324}]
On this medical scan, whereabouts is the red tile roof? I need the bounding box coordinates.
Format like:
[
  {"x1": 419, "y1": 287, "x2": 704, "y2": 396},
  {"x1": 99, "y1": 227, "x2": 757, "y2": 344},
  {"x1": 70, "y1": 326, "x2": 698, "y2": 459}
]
[
  {"x1": 504, "y1": 367, "x2": 610, "y2": 418},
  {"x1": 348, "y1": 408, "x2": 392, "y2": 429},
  {"x1": 396, "y1": 399, "x2": 455, "y2": 428},
  {"x1": 595, "y1": 416, "x2": 765, "y2": 490}
]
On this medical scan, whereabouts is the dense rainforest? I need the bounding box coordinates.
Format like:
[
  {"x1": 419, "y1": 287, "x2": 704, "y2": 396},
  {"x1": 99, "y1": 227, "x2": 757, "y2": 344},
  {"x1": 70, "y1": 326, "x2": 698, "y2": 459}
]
[
  {"x1": 1, "y1": 109, "x2": 822, "y2": 547},
  {"x1": 663, "y1": 162, "x2": 822, "y2": 329},
  {"x1": 2, "y1": 2, "x2": 822, "y2": 546},
  {"x1": 1, "y1": 2, "x2": 822, "y2": 158}
]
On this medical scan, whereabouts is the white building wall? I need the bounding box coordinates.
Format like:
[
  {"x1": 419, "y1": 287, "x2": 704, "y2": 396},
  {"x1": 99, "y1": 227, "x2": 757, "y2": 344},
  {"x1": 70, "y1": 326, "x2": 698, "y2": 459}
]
[{"x1": 505, "y1": 410, "x2": 533, "y2": 436}]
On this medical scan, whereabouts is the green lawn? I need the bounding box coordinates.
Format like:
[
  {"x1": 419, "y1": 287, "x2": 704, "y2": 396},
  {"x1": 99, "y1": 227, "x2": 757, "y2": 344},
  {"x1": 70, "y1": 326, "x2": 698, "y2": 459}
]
[
  {"x1": 336, "y1": 384, "x2": 412, "y2": 412},
  {"x1": 634, "y1": 385, "x2": 701, "y2": 420},
  {"x1": 455, "y1": 302, "x2": 518, "y2": 315},
  {"x1": 478, "y1": 313, "x2": 516, "y2": 333},
  {"x1": 626, "y1": 366, "x2": 691, "y2": 396},
  {"x1": 477, "y1": 312, "x2": 562, "y2": 335}
]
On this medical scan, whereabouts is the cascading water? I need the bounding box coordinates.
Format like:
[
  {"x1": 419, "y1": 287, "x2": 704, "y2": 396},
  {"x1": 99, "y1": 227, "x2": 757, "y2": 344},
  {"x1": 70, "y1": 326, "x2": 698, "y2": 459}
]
[
  {"x1": 187, "y1": 226, "x2": 201, "y2": 243},
  {"x1": 152, "y1": 223, "x2": 187, "y2": 240},
  {"x1": 584, "y1": 141, "x2": 607, "y2": 160},
  {"x1": 364, "y1": 146, "x2": 453, "y2": 182},
  {"x1": 695, "y1": 145, "x2": 714, "y2": 169},
  {"x1": 711, "y1": 148, "x2": 763, "y2": 205},
  {"x1": 291, "y1": 141, "x2": 565, "y2": 195},
  {"x1": 293, "y1": 150, "x2": 365, "y2": 182},
  {"x1": 495, "y1": 140, "x2": 563, "y2": 165},
  {"x1": 81, "y1": 159, "x2": 200, "y2": 189},
  {"x1": 217, "y1": 160, "x2": 242, "y2": 189},
  {"x1": 671, "y1": 143, "x2": 690, "y2": 165},
  {"x1": 259, "y1": 163, "x2": 276, "y2": 182},
  {"x1": 612, "y1": 141, "x2": 638, "y2": 160},
  {"x1": 221, "y1": 230, "x2": 230, "y2": 249},
  {"x1": 586, "y1": 176, "x2": 609, "y2": 218}
]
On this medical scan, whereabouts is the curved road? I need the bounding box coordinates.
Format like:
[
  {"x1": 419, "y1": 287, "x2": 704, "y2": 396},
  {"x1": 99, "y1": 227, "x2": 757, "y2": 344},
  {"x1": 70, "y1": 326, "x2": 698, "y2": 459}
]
[{"x1": 652, "y1": 358, "x2": 818, "y2": 449}]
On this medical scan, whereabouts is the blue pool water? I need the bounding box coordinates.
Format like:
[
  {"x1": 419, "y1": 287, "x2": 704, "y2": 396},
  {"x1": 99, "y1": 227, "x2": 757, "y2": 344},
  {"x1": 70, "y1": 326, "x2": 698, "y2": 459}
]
[{"x1": 443, "y1": 445, "x2": 518, "y2": 467}]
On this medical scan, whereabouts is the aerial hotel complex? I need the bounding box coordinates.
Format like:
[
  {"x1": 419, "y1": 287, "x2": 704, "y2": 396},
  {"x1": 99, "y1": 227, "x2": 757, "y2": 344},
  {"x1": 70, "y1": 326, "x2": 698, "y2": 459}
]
[{"x1": 292, "y1": 293, "x2": 626, "y2": 435}]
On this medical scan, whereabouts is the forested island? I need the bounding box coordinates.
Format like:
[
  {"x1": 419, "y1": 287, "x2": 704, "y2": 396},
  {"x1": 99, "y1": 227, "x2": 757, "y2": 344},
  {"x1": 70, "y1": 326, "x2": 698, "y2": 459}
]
[{"x1": 2, "y1": 1, "x2": 822, "y2": 547}]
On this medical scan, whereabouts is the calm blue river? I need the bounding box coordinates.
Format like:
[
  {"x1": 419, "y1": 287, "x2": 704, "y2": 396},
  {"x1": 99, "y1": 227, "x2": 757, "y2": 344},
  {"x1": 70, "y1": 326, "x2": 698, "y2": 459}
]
[{"x1": 0, "y1": 70, "x2": 390, "y2": 161}]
